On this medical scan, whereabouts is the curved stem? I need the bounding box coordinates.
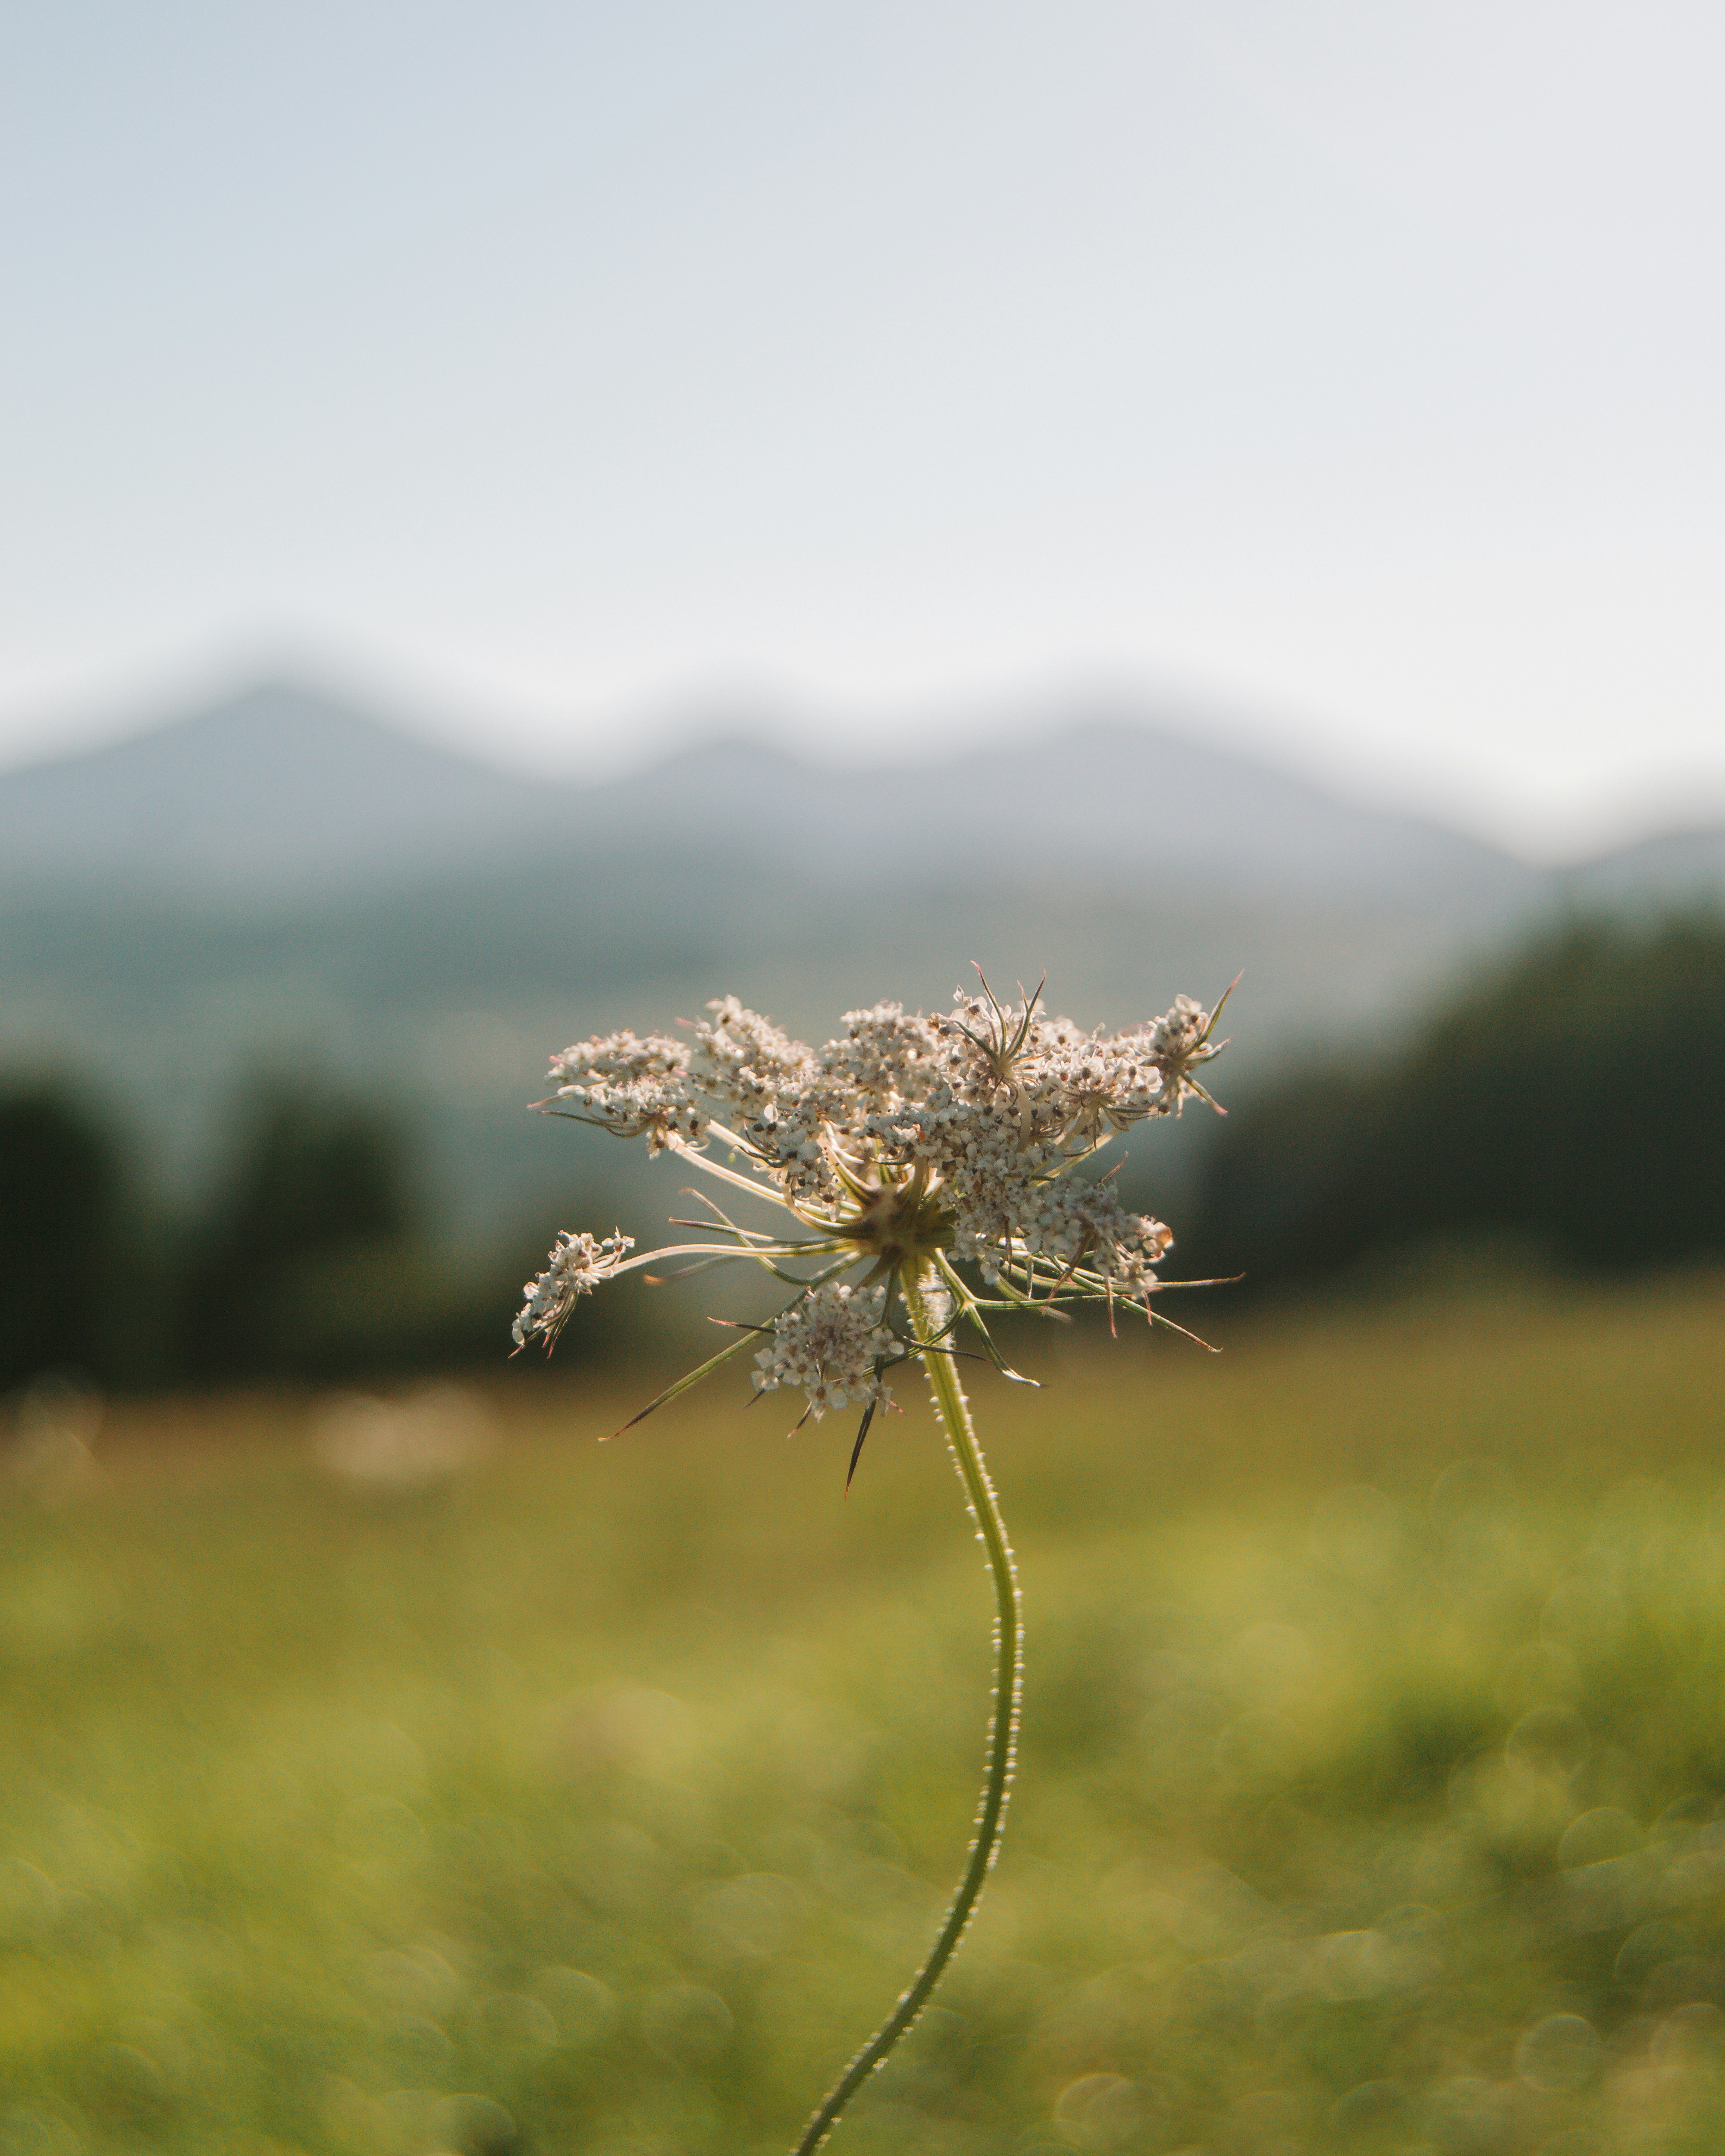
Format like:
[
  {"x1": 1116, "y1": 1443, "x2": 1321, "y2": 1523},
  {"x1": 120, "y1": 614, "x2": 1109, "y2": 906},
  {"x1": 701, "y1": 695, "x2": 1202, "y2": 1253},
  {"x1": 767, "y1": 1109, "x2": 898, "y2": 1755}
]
[{"x1": 791, "y1": 1266, "x2": 1023, "y2": 2155}]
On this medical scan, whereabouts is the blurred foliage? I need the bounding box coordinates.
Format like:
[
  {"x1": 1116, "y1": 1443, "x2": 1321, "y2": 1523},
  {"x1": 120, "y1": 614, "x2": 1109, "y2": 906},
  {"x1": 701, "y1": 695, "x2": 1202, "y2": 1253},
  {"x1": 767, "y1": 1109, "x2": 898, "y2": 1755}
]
[
  {"x1": 178, "y1": 1084, "x2": 419, "y2": 1382},
  {"x1": 0, "y1": 1085, "x2": 164, "y2": 1393},
  {"x1": 1184, "y1": 912, "x2": 1725, "y2": 1293},
  {"x1": 0, "y1": 1075, "x2": 645, "y2": 1395},
  {"x1": 0, "y1": 1085, "x2": 119, "y2": 1389},
  {"x1": 1, "y1": 1274, "x2": 1723, "y2": 2152}
]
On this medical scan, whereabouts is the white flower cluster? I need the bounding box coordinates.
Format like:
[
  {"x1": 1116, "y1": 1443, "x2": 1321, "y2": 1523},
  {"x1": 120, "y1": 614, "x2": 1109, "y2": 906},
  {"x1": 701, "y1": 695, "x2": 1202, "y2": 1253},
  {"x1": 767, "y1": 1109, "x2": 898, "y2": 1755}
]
[
  {"x1": 518, "y1": 974, "x2": 1226, "y2": 1404},
  {"x1": 511, "y1": 1230, "x2": 634, "y2": 1351},
  {"x1": 1142, "y1": 994, "x2": 1220, "y2": 1099},
  {"x1": 544, "y1": 1032, "x2": 705, "y2": 1152},
  {"x1": 752, "y1": 1283, "x2": 901, "y2": 1418},
  {"x1": 535, "y1": 980, "x2": 1221, "y2": 1305},
  {"x1": 944, "y1": 1158, "x2": 1176, "y2": 1290}
]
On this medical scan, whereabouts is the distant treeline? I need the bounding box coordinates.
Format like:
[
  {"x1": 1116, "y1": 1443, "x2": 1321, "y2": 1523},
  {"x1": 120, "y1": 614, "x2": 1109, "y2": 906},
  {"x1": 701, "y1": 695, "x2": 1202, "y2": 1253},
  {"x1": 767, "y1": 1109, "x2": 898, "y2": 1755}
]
[
  {"x1": 3, "y1": 913, "x2": 1720, "y2": 1393},
  {"x1": 1178, "y1": 912, "x2": 1725, "y2": 1294},
  {"x1": 0, "y1": 1080, "x2": 645, "y2": 1395}
]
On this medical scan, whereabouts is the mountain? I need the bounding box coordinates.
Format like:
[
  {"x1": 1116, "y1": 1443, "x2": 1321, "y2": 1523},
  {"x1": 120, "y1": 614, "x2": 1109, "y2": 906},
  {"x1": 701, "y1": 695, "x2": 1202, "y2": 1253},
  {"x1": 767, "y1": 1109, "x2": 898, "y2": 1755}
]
[
  {"x1": 0, "y1": 679, "x2": 561, "y2": 894},
  {"x1": 0, "y1": 679, "x2": 1534, "y2": 903},
  {"x1": 564, "y1": 713, "x2": 1536, "y2": 902}
]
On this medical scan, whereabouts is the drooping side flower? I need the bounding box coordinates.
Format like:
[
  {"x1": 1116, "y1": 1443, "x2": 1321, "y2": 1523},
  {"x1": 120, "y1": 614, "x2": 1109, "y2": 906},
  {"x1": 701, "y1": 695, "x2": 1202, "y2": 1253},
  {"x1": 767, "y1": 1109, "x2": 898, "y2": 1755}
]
[{"x1": 510, "y1": 1230, "x2": 635, "y2": 1352}]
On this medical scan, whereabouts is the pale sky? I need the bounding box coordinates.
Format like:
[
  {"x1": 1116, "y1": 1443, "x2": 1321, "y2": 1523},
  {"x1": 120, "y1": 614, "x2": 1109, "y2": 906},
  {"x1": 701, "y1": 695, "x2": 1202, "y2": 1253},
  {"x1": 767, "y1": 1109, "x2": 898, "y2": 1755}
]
[{"x1": 2, "y1": 2, "x2": 1721, "y2": 855}]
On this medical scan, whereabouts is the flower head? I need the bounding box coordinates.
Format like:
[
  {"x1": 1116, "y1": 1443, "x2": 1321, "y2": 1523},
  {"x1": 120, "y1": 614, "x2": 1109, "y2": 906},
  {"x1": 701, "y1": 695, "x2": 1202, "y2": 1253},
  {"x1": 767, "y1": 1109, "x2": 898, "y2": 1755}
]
[
  {"x1": 511, "y1": 1229, "x2": 634, "y2": 1352},
  {"x1": 517, "y1": 970, "x2": 1230, "y2": 1457},
  {"x1": 752, "y1": 1281, "x2": 903, "y2": 1420},
  {"x1": 543, "y1": 1033, "x2": 704, "y2": 1151}
]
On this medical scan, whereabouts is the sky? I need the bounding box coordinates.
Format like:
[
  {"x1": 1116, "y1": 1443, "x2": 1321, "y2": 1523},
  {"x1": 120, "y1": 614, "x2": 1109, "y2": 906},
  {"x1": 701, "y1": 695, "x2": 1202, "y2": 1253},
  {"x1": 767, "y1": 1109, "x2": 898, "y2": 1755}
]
[{"x1": 1, "y1": 1, "x2": 1721, "y2": 856}]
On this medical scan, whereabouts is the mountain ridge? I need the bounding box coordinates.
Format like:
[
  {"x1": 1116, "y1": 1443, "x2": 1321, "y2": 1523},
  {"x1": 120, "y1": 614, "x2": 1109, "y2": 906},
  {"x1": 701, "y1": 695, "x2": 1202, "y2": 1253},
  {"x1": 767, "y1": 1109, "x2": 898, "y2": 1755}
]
[
  {"x1": 0, "y1": 680, "x2": 562, "y2": 893},
  {"x1": 0, "y1": 674, "x2": 1557, "y2": 902}
]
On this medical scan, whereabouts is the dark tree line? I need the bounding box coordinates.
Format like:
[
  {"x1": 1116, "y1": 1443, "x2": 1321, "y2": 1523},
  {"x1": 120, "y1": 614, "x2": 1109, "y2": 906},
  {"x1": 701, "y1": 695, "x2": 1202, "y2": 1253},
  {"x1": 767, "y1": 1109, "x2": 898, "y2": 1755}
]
[
  {"x1": 0, "y1": 1081, "x2": 631, "y2": 1394},
  {"x1": 177, "y1": 1087, "x2": 414, "y2": 1381},
  {"x1": 0, "y1": 1087, "x2": 132, "y2": 1388},
  {"x1": 1181, "y1": 912, "x2": 1725, "y2": 1293}
]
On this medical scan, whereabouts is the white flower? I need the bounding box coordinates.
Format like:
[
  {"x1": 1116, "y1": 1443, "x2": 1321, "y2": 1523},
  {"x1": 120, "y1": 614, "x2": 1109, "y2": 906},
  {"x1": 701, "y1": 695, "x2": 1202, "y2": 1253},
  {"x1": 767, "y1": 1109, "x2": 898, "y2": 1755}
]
[
  {"x1": 752, "y1": 1282, "x2": 903, "y2": 1418},
  {"x1": 518, "y1": 971, "x2": 1229, "y2": 1427},
  {"x1": 543, "y1": 1032, "x2": 706, "y2": 1151},
  {"x1": 1132, "y1": 993, "x2": 1225, "y2": 1111},
  {"x1": 512, "y1": 1230, "x2": 635, "y2": 1351}
]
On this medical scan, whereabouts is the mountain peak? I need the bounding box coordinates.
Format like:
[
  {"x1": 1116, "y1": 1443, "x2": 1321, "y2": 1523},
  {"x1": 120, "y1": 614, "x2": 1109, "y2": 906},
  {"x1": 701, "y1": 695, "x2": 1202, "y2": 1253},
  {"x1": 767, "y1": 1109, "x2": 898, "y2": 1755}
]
[{"x1": 0, "y1": 678, "x2": 555, "y2": 894}]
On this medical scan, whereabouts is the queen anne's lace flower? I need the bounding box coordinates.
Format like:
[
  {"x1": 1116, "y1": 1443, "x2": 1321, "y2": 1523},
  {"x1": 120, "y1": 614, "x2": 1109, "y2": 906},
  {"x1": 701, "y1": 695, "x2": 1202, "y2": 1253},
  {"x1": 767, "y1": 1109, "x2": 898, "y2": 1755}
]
[
  {"x1": 518, "y1": 971, "x2": 1228, "y2": 1433},
  {"x1": 516, "y1": 965, "x2": 1236, "y2": 2156}
]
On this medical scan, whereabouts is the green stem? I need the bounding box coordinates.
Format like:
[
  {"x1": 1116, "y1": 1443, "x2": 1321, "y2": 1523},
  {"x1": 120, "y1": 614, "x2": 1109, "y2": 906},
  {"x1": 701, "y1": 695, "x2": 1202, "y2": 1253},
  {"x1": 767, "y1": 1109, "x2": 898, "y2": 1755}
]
[{"x1": 790, "y1": 1266, "x2": 1023, "y2": 2156}]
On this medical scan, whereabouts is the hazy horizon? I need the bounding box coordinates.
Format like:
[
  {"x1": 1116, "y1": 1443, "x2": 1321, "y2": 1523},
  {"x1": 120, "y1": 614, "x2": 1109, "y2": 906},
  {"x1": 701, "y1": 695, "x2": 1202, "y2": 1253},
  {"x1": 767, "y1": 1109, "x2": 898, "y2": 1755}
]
[{"x1": 3, "y1": 5, "x2": 1722, "y2": 855}]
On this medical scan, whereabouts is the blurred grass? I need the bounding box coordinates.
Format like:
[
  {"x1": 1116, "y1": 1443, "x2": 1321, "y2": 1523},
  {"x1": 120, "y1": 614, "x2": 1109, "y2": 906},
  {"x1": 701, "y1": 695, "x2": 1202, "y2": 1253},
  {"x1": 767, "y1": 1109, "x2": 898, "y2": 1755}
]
[{"x1": 3, "y1": 1270, "x2": 1725, "y2": 2156}]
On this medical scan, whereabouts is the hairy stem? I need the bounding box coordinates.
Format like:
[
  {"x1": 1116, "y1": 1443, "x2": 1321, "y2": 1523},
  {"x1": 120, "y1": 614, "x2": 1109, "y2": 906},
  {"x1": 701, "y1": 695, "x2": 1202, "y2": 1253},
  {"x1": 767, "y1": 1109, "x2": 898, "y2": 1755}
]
[{"x1": 790, "y1": 1266, "x2": 1023, "y2": 2155}]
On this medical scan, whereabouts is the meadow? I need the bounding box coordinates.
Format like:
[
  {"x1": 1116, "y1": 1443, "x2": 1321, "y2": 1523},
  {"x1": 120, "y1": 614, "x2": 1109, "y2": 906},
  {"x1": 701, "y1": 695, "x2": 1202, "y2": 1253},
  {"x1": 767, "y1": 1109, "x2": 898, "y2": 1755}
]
[{"x1": 3, "y1": 1269, "x2": 1725, "y2": 2156}]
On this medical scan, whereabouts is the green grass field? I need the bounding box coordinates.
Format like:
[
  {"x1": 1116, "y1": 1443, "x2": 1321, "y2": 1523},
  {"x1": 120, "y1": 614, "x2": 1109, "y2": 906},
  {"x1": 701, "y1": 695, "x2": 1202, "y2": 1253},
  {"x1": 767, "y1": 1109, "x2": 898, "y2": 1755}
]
[{"x1": 4, "y1": 1272, "x2": 1725, "y2": 2156}]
